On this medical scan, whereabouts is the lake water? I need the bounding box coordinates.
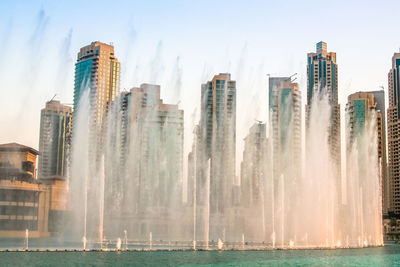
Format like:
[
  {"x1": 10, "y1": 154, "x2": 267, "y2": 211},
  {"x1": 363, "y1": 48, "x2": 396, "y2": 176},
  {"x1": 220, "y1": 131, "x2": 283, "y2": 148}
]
[{"x1": 1, "y1": 243, "x2": 400, "y2": 266}]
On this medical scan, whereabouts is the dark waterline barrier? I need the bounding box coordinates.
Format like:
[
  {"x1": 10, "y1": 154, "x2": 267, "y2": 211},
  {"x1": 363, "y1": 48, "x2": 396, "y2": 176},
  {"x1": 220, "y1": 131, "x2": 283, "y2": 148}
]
[{"x1": 0, "y1": 244, "x2": 384, "y2": 253}]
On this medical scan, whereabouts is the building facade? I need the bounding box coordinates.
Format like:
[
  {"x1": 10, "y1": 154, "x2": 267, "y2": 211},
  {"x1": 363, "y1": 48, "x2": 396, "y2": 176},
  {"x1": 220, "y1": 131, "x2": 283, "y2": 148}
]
[
  {"x1": 307, "y1": 41, "x2": 341, "y2": 201},
  {"x1": 38, "y1": 100, "x2": 72, "y2": 180},
  {"x1": 368, "y1": 90, "x2": 388, "y2": 215},
  {"x1": 268, "y1": 77, "x2": 301, "y2": 243},
  {"x1": 307, "y1": 41, "x2": 340, "y2": 163},
  {"x1": 240, "y1": 122, "x2": 268, "y2": 208},
  {"x1": 199, "y1": 73, "x2": 236, "y2": 214},
  {"x1": 346, "y1": 92, "x2": 384, "y2": 173},
  {"x1": 388, "y1": 53, "x2": 400, "y2": 214},
  {"x1": 104, "y1": 84, "x2": 184, "y2": 239},
  {"x1": 73, "y1": 41, "x2": 120, "y2": 168},
  {"x1": 0, "y1": 143, "x2": 50, "y2": 238},
  {"x1": 73, "y1": 41, "x2": 120, "y2": 123},
  {"x1": 268, "y1": 77, "x2": 302, "y2": 180}
]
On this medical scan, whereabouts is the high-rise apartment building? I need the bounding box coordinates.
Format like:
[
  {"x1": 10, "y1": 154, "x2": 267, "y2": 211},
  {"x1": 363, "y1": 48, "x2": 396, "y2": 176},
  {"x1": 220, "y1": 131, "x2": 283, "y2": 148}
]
[
  {"x1": 73, "y1": 41, "x2": 120, "y2": 123},
  {"x1": 307, "y1": 41, "x2": 341, "y2": 200},
  {"x1": 199, "y1": 73, "x2": 236, "y2": 214},
  {"x1": 268, "y1": 77, "x2": 301, "y2": 244},
  {"x1": 369, "y1": 90, "x2": 388, "y2": 215},
  {"x1": 388, "y1": 53, "x2": 400, "y2": 214},
  {"x1": 73, "y1": 41, "x2": 120, "y2": 167},
  {"x1": 346, "y1": 92, "x2": 375, "y2": 144},
  {"x1": 38, "y1": 100, "x2": 72, "y2": 180},
  {"x1": 240, "y1": 122, "x2": 268, "y2": 208},
  {"x1": 130, "y1": 84, "x2": 184, "y2": 211},
  {"x1": 346, "y1": 92, "x2": 384, "y2": 164},
  {"x1": 240, "y1": 122, "x2": 269, "y2": 241},
  {"x1": 71, "y1": 41, "x2": 120, "y2": 239},
  {"x1": 103, "y1": 84, "x2": 184, "y2": 239},
  {"x1": 37, "y1": 100, "x2": 72, "y2": 233},
  {"x1": 268, "y1": 77, "x2": 302, "y2": 180},
  {"x1": 346, "y1": 91, "x2": 386, "y2": 222}
]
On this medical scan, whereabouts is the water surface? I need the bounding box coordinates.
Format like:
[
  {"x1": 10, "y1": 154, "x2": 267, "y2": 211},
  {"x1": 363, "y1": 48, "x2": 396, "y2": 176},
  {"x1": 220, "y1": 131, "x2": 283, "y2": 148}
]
[{"x1": 1, "y1": 243, "x2": 400, "y2": 266}]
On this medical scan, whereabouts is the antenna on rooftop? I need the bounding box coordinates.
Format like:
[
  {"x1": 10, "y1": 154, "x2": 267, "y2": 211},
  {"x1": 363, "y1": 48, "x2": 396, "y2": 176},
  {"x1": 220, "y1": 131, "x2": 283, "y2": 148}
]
[{"x1": 50, "y1": 94, "x2": 57, "y2": 101}]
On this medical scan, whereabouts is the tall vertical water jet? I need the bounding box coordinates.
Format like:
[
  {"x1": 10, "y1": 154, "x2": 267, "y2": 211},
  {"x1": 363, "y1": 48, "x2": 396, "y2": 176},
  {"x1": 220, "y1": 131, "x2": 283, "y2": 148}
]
[
  {"x1": 98, "y1": 156, "x2": 105, "y2": 249},
  {"x1": 124, "y1": 230, "x2": 128, "y2": 250},
  {"x1": 69, "y1": 87, "x2": 91, "y2": 246},
  {"x1": 24, "y1": 229, "x2": 28, "y2": 250},
  {"x1": 64, "y1": 74, "x2": 382, "y2": 250}
]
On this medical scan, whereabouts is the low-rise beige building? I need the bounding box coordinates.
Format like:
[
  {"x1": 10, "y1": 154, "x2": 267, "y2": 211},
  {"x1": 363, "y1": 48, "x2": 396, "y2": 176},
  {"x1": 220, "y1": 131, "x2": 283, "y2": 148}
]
[{"x1": 0, "y1": 143, "x2": 50, "y2": 238}]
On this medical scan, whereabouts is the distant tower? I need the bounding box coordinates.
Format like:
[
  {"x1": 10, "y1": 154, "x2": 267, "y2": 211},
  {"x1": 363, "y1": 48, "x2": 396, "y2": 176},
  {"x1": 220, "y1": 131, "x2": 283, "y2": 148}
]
[
  {"x1": 368, "y1": 90, "x2": 388, "y2": 216},
  {"x1": 38, "y1": 100, "x2": 72, "y2": 180},
  {"x1": 268, "y1": 76, "x2": 301, "y2": 245},
  {"x1": 268, "y1": 76, "x2": 302, "y2": 181},
  {"x1": 346, "y1": 91, "x2": 386, "y2": 222},
  {"x1": 199, "y1": 73, "x2": 236, "y2": 214},
  {"x1": 103, "y1": 84, "x2": 184, "y2": 239},
  {"x1": 240, "y1": 122, "x2": 269, "y2": 241},
  {"x1": 388, "y1": 52, "x2": 400, "y2": 214},
  {"x1": 346, "y1": 92, "x2": 384, "y2": 164},
  {"x1": 306, "y1": 41, "x2": 341, "y2": 199},
  {"x1": 240, "y1": 122, "x2": 268, "y2": 208},
  {"x1": 125, "y1": 84, "x2": 184, "y2": 211}
]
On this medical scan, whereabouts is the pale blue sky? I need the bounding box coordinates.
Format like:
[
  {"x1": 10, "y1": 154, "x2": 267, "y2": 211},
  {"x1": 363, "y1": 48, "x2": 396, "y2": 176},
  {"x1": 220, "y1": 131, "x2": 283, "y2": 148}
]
[{"x1": 0, "y1": 0, "x2": 399, "y2": 170}]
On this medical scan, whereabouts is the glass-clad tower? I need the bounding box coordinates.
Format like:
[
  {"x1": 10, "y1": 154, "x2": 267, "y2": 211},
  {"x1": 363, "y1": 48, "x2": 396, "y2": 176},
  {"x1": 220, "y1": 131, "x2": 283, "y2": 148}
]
[
  {"x1": 73, "y1": 41, "x2": 120, "y2": 129},
  {"x1": 71, "y1": 42, "x2": 120, "y2": 240}
]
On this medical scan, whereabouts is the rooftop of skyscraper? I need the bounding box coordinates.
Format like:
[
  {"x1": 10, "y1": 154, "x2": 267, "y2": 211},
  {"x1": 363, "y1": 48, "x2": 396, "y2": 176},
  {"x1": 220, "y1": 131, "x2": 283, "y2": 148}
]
[
  {"x1": 77, "y1": 41, "x2": 116, "y2": 61},
  {"x1": 43, "y1": 100, "x2": 72, "y2": 113}
]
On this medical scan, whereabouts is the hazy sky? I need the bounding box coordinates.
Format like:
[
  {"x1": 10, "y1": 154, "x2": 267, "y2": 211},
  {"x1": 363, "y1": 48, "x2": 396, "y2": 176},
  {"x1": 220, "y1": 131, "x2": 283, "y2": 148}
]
[{"x1": 0, "y1": 0, "x2": 399, "y2": 173}]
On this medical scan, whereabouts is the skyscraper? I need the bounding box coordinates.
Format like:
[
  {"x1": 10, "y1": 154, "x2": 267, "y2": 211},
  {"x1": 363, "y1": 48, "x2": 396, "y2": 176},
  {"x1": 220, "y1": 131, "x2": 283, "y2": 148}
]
[
  {"x1": 268, "y1": 76, "x2": 302, "y2": 180},
  {"x1": 346, "y1": 92, "x2": 384, "y2": 175},
  {"x1": 368, "y1": 90, "x2": 388, "y2": 215},
  {"x1": 240, "y1": 122, "x2": 268, "y2": 208},
  {"x1": 388, "y1": 53, "x2": 400, "y2": 214},
  {"x1": 130, "y1": 84, "x2": 184, "y2": 211},
  {"x1": 240, "y1": 122, "x2": 269, "y2": 241},
  {"x1": 199, "y1": 73, "x2": 236, "y2": 214},
  {"x1": 73, "y1": 41, "x2": 120, "y2": 164},
  {"x1": 73, "y1": 41, "x2": 120, "y2": 122},
  {"x1": 37, "y1": 100, "x2": 72, "y2": 233},
  {"x1": 307, "y1": 41, "x2": 341, "y2": 198},
  {"x1": 38, "y1": 100, "x2": 72, "y2": 180},
  {"x1": 102, "y1": 84, "x2": 184, "y2": 239},
  {"x1": 268, "y1": 76, "x2": 301, "y2": 244},
  {"x1": 71, "y1": 41, "x2": 120, "y2": 240}
]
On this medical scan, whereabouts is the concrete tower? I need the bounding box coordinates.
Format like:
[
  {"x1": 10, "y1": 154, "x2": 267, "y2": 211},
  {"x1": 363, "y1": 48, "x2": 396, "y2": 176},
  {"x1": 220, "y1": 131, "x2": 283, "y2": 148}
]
[
  {"x1": 388, "y1": 53, "x2": 400, "y2": 214},
  {"x1": 38, "y1": 100, "x2": 72, "y2": 180}
]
